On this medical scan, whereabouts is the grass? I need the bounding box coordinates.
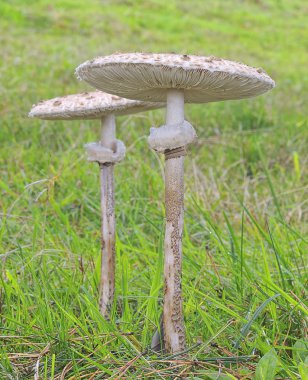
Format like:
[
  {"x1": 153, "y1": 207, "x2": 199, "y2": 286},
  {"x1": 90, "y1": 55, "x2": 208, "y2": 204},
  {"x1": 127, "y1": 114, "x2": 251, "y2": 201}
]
[{"x1": 0, "y1": 0, "x2": 307, "y2": 378}]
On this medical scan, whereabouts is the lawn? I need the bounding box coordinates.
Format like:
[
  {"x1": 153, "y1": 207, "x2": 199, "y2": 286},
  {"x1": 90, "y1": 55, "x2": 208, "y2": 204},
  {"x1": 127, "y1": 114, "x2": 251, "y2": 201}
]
[{"x1": 0, "y1": 0, "x2": 307, "y2": 378}]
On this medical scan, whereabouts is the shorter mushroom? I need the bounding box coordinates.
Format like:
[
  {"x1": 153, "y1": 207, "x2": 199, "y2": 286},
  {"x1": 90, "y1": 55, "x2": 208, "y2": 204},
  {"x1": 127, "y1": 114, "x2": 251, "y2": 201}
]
[{"x1": 29, "y1": 91, "x2": 163, "y2": 318}]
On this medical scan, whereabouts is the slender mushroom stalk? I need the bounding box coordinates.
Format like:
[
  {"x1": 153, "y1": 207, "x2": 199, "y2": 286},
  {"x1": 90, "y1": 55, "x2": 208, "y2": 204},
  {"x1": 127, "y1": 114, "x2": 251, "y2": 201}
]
[
  {"x1": 76, "y1": 52, "x2": 275, "y2": 353},
  {"x1": 29, "y1": 91, "x2": 163, "y2": 319},
  {"x1": 148, "y1": 89, "x2": 196, "y2": 353},
  {"x1": 163, "y1": 89, "x2": 186, "y2": 352},
  {"x1": 85, "y1": 119, "x2": 126, "y2": 319},
  {"x1": 98, "y1": 114, "x2": 116, "y2": 317}
]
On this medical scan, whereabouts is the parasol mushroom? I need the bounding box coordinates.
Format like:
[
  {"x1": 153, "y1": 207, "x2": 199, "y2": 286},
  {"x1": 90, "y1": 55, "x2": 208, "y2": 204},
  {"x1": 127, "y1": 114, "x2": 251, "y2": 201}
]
[
  {"x1": 76, "y1": 53, "x2": 275, "y2": 353},
  {"x1": 29, "y1": 90, "x2": 163, "y2": 318}
]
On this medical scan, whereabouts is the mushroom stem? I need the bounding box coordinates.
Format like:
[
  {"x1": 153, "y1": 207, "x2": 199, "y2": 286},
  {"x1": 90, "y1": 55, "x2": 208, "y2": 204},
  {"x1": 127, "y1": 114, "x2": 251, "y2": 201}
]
[
  {"x1": 101, "y1": 114, "x2": 116, "y2": 150},
  {"x1": 166, "y1": 89, "x2": 185, "y2": 124},
  {"x1": 163, "y1": 89, "x2": 186, "y2": 353},
  {"x1": 99, "y1": 114, "x2": 116, "y2": 318}
]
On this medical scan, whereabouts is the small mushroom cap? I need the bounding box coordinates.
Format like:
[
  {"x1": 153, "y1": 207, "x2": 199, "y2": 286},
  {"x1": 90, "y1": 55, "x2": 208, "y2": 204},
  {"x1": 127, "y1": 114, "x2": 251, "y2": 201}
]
[
  {"x1": 76, "y1": 53, "x2": 275, "y2": 103},
  {"x1": 29, "y1": 91, "x2": 163, "y2": 120}
]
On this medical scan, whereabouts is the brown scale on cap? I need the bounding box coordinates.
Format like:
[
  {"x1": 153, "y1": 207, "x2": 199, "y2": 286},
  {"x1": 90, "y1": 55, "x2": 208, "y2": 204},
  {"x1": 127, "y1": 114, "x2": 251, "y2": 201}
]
[{"x1": 111, "y1": 95, "x2": 121, "y2": 101}]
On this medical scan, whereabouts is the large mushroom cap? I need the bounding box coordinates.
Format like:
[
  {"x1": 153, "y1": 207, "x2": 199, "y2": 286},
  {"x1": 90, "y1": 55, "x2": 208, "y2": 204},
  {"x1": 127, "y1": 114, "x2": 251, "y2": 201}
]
[
  {"x1": 76, "y1": 53, "x2": 275, "y2": 103},
  {"x1": 29, "y1": 90, "x2": 163, "y2": 120}
]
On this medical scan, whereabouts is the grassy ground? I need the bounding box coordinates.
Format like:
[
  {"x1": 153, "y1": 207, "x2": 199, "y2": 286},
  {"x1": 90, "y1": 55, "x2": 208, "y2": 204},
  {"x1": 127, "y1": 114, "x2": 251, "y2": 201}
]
[{"x1": 1, "y1": 0, "x2": 307, "y2": 378}]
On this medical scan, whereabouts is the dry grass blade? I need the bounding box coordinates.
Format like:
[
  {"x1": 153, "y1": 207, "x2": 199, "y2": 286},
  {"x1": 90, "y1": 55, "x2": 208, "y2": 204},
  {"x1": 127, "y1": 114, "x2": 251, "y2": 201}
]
[{"x1": 112, "y1": 351, "x2": 146, "y2": 380}]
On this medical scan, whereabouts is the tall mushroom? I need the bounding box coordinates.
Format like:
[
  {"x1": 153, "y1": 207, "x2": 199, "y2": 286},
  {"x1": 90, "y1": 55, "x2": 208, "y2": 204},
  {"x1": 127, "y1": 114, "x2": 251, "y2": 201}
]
[
  {"x1": 29, "y1": 91, "x2": 163, "y2": 318},
  {"x1": 76, "y1": 53, "x2": 275, "y2": 353}
]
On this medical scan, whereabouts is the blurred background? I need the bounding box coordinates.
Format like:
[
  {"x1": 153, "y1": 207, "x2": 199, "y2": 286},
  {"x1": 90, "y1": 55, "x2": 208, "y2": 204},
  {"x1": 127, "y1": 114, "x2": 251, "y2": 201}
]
[{"x1": 0, "y1": 0, "x2": 307, "y2": 378}]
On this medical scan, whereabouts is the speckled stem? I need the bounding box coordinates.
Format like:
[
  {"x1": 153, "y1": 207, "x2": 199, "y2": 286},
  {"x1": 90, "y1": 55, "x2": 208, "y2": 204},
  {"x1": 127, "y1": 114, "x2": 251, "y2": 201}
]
[
  {"x1": 163, "y1": 89, "x2": 186, "y2": 353},
  {"x1": 99, "y1": 114, "x2": 116, "y2": 318}
]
